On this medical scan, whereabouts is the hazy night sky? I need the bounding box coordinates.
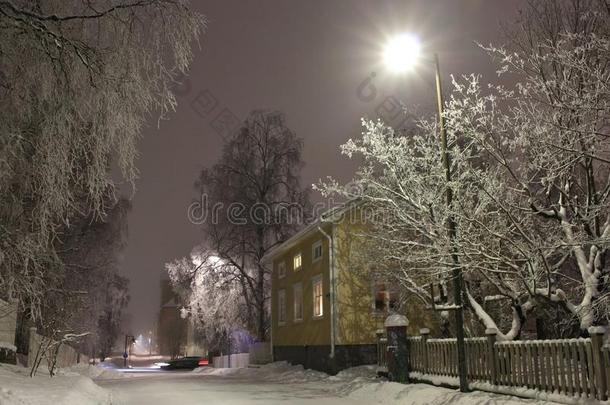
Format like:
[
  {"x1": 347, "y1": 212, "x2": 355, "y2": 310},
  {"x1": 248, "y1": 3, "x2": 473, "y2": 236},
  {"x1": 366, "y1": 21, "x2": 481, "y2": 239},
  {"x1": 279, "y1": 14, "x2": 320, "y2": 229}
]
[{"x1": 121, "y1": 0, "x2": 526, "y2": 334}]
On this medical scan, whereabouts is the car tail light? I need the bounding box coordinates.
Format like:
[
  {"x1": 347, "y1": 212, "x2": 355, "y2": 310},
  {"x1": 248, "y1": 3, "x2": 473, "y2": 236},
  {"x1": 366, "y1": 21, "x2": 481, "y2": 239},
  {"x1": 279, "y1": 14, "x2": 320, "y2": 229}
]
[{"x1": 198, "y1": 359, "x2": 209, "y2": 366}]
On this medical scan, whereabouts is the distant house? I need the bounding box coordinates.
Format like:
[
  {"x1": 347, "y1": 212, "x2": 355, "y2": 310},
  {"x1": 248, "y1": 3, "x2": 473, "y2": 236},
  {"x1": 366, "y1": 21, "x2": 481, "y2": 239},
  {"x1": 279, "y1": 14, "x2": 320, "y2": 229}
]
[{"x1": 265, "y1": 202, "x2": 432, "y2": 374}]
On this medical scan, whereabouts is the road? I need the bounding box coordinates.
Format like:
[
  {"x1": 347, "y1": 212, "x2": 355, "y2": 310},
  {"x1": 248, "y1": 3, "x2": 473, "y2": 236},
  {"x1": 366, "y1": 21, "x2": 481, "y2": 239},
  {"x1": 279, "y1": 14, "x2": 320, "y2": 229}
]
[{"x1": 97, "y1": 369, "x2": 371, "y2": 405}]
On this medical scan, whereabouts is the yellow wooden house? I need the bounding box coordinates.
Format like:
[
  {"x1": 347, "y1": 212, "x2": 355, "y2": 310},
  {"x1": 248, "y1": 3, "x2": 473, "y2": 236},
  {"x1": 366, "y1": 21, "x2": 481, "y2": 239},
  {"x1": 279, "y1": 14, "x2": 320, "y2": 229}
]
[{"x1": 264, "y1": 202, "x2": 430, "y2": 373}]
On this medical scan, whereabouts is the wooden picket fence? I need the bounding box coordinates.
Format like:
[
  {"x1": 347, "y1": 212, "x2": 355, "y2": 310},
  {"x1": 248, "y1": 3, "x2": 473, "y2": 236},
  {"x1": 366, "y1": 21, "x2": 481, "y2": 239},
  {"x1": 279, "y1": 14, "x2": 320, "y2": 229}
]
[{"x1": 379, "y1": 328, "x2": 610, "y2": 402}]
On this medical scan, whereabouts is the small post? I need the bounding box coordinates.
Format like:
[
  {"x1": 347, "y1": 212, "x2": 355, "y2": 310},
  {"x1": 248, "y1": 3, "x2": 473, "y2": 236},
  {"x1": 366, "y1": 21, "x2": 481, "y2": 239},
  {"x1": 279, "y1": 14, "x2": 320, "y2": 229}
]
[
  {"x1": 604, "y1": 345, "x2": 610, "y2": 399},
  {"x1": 27, "y1": 326, "x2": 37, "y2": 368},
  {"x1": 589, "y1": 326, "x2": 607, "y2": 400},
  {"x1": 485, "y1": 328, "x2": 498, "y2": 386},
  {"x1": 420, "y1": 328, "x2": 430, "y2": 374},
  {"x1": 123, "y1": 335, "x2": 128, "y2": 368},
  {"x1": 376, "y1": 329, "x2": 385, "y2": 367},
  {"x1": 385, "y1": 314, "x2": 409, "y2": 383}
]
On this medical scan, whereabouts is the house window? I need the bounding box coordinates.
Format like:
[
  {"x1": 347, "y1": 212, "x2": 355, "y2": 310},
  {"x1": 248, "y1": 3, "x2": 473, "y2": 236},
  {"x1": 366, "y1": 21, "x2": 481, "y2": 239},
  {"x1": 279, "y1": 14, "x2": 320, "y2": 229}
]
[
  {"x1": 278, "y1": 289, "x2": 286, "y2": 325},
  {"x1": 373, "y1": 282, "x2": 399, "y2": 313},
  {"x1": 312, "y1": 276, "x2": 323, "y2": 318},
  {"x1": 293, "y1": 283, "x2": 303, "y2": 322},
  {"x1": 293, "y1": 253, "x2": 302, "y2": 271},
  {"x1": 277, "y1": 261, "x2": 286, "y2": 279},
  {"x1": 312, "y1": 240, "x2": 323, "y2": 261}
]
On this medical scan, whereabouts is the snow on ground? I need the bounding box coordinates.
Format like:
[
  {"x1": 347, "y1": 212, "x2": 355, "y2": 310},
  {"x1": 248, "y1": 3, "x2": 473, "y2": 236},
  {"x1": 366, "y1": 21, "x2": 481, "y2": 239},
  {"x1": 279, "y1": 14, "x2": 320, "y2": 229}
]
[
  {"x1": 56, "y1": 362, "x2": 130, "y2": 380},
  {"x1": 1, "y1": 360, "x2": 563, "y2": 405},
  {"x1": 187, "y1": 362, "x2": 558, "y2": 405},
  {"x1": 0, "y1": 362, "x2": 122, "y2": 405}
]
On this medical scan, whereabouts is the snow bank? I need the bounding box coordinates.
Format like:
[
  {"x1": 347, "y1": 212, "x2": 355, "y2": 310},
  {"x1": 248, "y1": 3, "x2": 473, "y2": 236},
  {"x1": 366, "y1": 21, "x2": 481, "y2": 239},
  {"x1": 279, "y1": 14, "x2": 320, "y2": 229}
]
[
  {"x1": 193, "y1": 362, "x2": 558, "y2": 405},
  {"x1": 0, "y1": 363, "x2": 114, "y2": 405},
  {"x1": 193, "y1": 361, "x2": 329, "y2": 382},
  {"x1": 347, "y1": 382, "x2": 549, "y2": 405},
  {"x1": 56, "y1": 363, "x2": 127, "y2": 380},
  {"x1": 197, "y1": 362, "x2": 385, "y2": 384}
]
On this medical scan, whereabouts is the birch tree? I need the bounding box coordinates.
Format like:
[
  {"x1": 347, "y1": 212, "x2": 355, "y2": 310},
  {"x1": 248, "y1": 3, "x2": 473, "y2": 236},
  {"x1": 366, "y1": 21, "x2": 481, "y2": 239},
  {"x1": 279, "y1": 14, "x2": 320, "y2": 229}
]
[
  {"x1": 0, "y1": 0, "x2": 205, "y2": 317},
  {"x1": 193, "y1": 110, "x2": 310, "y2": 341},
  {"x1": 166, "y1": 248, "x2": 248, "y2": 353}
]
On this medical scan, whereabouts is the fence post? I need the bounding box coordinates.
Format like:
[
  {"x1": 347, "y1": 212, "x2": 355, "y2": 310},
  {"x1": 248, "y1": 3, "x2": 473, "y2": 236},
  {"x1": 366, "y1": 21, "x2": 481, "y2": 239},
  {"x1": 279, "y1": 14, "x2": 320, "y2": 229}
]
[
  {"x1": 420, "y1": 328, "x2": 430, "y2": 374},
  {"x1": 589, "y1": 326, "x2": 607, "y2": 400},
  {"x1": 27, "y1": 326, "x2": 37, "y2": 368},
  {"x1": 376, "y1": 329, "x2": 385, "y2": 367},
  {"x1": 385, "y1": 314, "x2": 409, "y2": 383},
  {"x1": 604, "y1": 345, "x2": 610, "y2": 400},
  {"x1": 486, "y1": 328, "x2": 498, "y2": 386}
]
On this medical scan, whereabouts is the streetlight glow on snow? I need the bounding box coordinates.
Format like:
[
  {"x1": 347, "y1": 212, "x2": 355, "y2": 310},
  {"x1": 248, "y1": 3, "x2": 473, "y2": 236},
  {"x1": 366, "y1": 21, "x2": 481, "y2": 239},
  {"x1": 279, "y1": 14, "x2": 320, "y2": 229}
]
[{"x1": 383, "y1": 33, "x2": 421, "y2": 72}]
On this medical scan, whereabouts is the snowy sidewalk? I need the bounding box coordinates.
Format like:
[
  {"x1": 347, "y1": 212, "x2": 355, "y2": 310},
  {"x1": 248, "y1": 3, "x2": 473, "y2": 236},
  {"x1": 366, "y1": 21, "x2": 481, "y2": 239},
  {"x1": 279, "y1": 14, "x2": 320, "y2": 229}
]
[{"x1": 0, "y1": 363, "x2": 118, "y2": 405}]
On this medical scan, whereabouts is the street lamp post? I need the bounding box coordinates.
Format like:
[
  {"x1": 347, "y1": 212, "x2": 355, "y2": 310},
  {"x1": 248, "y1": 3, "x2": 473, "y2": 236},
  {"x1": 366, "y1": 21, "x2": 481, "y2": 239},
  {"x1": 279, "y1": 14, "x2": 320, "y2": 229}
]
[
  {"x1": 123, "y1": 334, "x2": 135, "y2": 368},
  {"x1": 433, "y1": 53, "x2": 468, "y2": 393},
  {"x1": 384, "y1": 34, "x2": 468, "y2": 392}
]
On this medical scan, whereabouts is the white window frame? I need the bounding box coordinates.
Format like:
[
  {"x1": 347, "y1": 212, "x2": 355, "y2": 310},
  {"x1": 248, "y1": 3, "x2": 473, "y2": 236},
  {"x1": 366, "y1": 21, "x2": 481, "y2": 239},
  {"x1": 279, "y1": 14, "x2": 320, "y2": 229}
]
[
  {"x1": 312, "y1": 275, "x2": 323, "y2": 318},
  {"x1": 277, "y1": 261, "x2": 286, "y2": 279},
  {"x1": 293, "y1": 252, "x2": 302, "y2": 271},
  {"x1": 293, "y1": 282, "x2": 303, "y2": 322},
  {"x1": 312, "y1": 240, "x2": 323, "y2": 262},
  {"x1": 278, "y1": 289, "x2": 286, "y2": 325}
]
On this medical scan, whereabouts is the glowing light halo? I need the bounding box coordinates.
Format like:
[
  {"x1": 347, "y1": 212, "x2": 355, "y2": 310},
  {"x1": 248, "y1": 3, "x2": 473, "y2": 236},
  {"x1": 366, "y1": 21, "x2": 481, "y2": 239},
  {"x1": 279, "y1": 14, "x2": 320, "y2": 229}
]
[{"x1": 383, "y1": 33, "x2": 421, "y2": 72}]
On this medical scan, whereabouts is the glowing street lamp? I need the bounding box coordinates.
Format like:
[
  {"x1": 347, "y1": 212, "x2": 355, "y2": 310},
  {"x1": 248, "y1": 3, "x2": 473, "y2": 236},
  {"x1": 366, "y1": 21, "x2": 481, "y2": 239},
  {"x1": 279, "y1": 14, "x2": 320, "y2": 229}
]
[
  {"x1": 382, "y1": 33, "x2": 468, "y2": 393},
  {"x1": 382, "y1": 33, "x2": 421, "y2": 72}
]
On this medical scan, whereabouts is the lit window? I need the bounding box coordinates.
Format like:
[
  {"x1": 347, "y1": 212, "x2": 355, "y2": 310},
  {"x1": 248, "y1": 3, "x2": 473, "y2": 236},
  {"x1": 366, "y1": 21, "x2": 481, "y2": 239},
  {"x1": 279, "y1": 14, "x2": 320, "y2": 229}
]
[
  {"x1": 293, "y1": 283, "x2": 303, "y2": 322},
  {"x1": 312, "y1": 241, "x2": 323, "y2": 261},
  {"x1": 293, "y1": 253, "x2": 302, "y2": 271},
  {"x1": 277, "y1": 261, "x2": 286, "y2": 279},
  {"x1": 373, "y1": 282, "x2": 399, "y2": 313},
  {"x1": 312, "y1": 276, "x2": 323, "y2": 318},
  {"x1": 278, "y1": 289, "x2": 286, "y2": 325}
]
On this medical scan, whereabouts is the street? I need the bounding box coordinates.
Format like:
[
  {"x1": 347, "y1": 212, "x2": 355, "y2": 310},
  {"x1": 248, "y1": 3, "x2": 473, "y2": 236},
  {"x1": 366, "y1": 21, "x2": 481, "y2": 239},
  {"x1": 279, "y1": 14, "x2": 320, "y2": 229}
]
[
  {"x1": 91, "y1": 358, "x2": 550, "y2": 405},
  {"x1": 0, "y1": 354, "x2": 555, "y2": 405},
  {"x1": 97, "y1": 369, "x2": 371, "y2": 405}
]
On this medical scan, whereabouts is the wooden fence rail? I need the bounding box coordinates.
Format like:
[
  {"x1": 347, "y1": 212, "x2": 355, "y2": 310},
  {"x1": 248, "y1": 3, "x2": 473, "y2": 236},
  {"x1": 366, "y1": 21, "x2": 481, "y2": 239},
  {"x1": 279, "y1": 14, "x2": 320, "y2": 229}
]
[{"x1": 378, "y1": 327, "x2": 610, "y2": 401}]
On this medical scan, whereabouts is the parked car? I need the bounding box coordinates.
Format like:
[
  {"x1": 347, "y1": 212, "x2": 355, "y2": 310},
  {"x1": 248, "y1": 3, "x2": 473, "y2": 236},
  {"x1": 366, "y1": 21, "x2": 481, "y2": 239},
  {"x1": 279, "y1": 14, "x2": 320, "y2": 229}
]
[{"x1": 160, "y1": 356, "x2": 209, "y2": 370}]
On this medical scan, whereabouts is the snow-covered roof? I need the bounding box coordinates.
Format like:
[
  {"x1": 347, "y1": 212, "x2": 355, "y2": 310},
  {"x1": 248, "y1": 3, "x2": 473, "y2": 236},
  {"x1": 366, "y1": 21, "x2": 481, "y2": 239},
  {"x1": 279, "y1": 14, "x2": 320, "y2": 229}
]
[{"x1": 262, "y1": 198, "x2": 361, "y2": 263}]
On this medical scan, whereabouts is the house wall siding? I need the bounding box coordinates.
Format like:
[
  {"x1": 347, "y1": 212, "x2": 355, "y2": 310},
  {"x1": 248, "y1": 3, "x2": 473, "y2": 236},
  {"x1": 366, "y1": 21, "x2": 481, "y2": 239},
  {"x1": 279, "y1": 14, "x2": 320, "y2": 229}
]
[
  {"x1": 335, "y1": 210, "x2": 384, "y2": 346},
  {"x1": 270, "y1": 205, "x2": 436, "y2": 373},
  {"x1": 271, "y1": 223, "x2": 332, "y2": 347}
]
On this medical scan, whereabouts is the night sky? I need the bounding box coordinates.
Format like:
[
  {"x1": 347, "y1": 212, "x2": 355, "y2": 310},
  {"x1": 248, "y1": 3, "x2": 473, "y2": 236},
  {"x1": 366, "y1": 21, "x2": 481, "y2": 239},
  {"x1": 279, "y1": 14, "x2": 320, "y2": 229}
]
[{"x1": 121, "y1": 0, "x2": 526, "y2": 334}]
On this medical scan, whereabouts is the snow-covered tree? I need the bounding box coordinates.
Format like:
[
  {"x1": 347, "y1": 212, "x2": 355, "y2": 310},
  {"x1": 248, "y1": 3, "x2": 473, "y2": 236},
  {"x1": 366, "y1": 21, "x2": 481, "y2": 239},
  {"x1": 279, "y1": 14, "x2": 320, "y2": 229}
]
[
  {"x1": 166, "y1": 247, "x2": 248, "y2": 353},
  {"x1": 193, "y1": 110, "x2": 310, "y2": 341},
  {"x1": 0, "y1": 0, "x2": 205, "y2": 318},
  {"x1": 316, "y1": 118, "x2": 536, "y2": 340},
  {"x1": 25, "y1": 196, "x2": 131, "y2": 362},
  {"x1": 318, "y1": 0, "x2": 610, "y2": 338},
  {"x1": 446, "y1": 0, "x2": 610, "y2": 333}
]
